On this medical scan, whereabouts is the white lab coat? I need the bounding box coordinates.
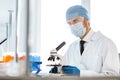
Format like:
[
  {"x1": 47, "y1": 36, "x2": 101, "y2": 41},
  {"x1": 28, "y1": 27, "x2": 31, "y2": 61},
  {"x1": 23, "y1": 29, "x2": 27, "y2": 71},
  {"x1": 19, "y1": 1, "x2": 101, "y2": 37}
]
[{"x1": 64, "y1": 30, "x2": 120, "y2": 76}]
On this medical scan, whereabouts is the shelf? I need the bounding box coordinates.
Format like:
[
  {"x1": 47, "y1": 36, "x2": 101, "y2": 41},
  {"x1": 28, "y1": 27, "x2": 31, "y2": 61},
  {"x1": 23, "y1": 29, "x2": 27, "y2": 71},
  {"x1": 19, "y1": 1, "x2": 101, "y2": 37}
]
[{"x1": 0, "y1": 75, "x2": 120, "y2": 80}]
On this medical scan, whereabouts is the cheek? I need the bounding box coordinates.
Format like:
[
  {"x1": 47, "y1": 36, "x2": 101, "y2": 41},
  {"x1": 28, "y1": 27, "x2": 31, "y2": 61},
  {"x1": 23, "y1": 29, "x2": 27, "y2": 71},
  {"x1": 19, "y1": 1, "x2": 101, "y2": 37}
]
[
  {"x1": 83, "y1": 22, "x2": 87, "y2": 28},
  {"x1": 83, "y1": 21, "x2": 89, "y2": 28}
]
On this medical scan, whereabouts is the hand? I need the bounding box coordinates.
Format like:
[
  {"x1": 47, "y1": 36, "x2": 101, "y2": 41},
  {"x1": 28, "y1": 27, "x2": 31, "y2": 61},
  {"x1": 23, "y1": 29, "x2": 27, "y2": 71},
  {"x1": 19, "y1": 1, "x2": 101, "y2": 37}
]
[{"x1": 62, "y1": 65, "x2": 80, "y2": 76}]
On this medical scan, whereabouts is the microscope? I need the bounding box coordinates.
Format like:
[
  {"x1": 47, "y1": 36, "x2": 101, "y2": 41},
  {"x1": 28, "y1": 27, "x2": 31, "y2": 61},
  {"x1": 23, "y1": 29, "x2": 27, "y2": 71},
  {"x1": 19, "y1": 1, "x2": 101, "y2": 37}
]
[{"x1": 47, "y1": 41, "x2": 66, "y2": 74}]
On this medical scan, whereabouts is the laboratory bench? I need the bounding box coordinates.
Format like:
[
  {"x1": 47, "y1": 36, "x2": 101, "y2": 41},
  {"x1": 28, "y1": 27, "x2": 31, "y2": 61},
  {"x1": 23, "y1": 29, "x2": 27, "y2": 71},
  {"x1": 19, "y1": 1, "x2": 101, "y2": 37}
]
[{"x1": 0, "y1": 75, "x2": 120, "y2": 80}]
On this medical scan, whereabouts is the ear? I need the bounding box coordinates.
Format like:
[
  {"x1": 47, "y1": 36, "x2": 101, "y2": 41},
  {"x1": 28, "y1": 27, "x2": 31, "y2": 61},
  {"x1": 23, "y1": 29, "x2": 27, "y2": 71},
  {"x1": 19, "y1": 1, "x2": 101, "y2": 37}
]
[{"x1": 83, "y1": 19, "x2": 90, "y2": 27}]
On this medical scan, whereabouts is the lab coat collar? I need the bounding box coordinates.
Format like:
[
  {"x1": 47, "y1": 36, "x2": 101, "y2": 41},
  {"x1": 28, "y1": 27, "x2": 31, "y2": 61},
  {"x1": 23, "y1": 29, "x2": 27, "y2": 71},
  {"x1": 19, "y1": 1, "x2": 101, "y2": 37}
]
[
  {"x1": 91, "y1": 31, "x2": 103, "y2": 41},
  {"x1": 82, "y1": 29, "x2": 103, "y2": 42},
  {"x1": 82, "y1": 29, "x2": 95, "y2": 42}
]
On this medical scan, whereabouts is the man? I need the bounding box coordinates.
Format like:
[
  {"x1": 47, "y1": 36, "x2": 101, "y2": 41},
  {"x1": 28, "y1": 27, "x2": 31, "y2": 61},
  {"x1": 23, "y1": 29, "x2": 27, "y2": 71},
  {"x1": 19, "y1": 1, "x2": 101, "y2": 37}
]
[{"x1": 61, "y1": 5, "x2": 120, "y2": 76}]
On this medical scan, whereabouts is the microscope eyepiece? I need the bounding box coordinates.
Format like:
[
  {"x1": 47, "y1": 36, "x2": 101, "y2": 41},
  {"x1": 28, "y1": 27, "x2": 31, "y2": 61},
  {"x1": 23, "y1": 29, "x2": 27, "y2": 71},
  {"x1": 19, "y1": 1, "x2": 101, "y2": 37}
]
[{"x1": 56, "y1": 41, "x2": 66, "y2": 51}]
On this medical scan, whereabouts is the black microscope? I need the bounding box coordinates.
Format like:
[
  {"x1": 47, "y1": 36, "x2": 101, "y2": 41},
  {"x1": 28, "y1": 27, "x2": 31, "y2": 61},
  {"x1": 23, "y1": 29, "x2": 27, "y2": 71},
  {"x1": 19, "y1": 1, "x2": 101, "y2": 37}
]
[{"x1": 47, "y1": 41, "x2": 66, "y2": 74}]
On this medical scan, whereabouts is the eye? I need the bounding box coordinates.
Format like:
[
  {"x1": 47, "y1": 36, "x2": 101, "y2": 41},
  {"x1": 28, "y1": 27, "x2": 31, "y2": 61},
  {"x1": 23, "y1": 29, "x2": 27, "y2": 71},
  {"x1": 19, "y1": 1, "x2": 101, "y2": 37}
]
[
  {"x1": 67, "y1": 18, "x2": 80, "y2": 25},
  {"x1": 75, "y1": 19, "x2": 80, "y2": 23},
  {"x1": 73, "y1": 19, "x2": 79, "y2": 24}
]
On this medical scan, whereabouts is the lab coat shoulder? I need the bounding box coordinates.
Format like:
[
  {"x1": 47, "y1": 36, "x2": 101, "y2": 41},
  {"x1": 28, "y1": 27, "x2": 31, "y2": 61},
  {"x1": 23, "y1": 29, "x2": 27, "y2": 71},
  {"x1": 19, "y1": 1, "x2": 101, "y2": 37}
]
[
  {"x1": 91, "y1": 31, "x2": 117, "y2": 51},
  {"x1": 94, "y1": 31, "x2": 118, "y2": 54},
  {"x1": 69, "y1": 40, "x2": 80, "y2": 49},
  {"x1": 65, "y1": 39, "x2": 80, "y2": 54}
]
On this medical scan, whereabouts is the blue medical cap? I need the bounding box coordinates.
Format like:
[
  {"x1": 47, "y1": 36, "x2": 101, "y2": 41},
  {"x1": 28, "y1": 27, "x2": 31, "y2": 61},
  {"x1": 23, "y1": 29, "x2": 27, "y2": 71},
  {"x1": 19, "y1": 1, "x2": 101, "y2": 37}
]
[{"x1": 66, "y1": 5, "x2": 89, "y2": 21}]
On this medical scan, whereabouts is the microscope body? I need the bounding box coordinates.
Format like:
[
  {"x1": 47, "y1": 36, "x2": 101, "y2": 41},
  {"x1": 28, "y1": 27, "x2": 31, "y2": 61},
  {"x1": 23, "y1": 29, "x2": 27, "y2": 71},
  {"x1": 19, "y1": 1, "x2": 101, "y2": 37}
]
[
  {"x1": 47, "y1": 41, "x2": 66, "y2": 74},
  {"x1": 47, "y1": 49, "x2": 62, "y2": 73}
]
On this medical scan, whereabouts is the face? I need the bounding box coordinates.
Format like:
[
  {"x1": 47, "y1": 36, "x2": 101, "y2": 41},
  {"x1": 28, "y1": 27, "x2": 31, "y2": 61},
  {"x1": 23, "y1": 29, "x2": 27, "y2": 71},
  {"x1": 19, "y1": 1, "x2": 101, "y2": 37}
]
[{"x1": 67, "y1": 16, "x2": 91, "y2": 39}]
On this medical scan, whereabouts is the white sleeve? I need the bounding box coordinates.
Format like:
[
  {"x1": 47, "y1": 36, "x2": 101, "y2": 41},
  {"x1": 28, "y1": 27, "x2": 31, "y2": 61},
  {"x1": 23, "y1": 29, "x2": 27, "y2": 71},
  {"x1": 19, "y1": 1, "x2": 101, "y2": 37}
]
[
  {"x1": 80, "y1": 70, "x2": 104, "y2": 77},
  {"x1": 101, "y1": 39, "x2": 120, "y2": 76}
]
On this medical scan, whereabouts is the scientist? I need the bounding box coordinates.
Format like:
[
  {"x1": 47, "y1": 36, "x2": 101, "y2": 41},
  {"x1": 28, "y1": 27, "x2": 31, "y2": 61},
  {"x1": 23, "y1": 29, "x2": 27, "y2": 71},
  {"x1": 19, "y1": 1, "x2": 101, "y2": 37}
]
[{"x1": 61, "y1": 5, "x2": 120, "y2": 76}]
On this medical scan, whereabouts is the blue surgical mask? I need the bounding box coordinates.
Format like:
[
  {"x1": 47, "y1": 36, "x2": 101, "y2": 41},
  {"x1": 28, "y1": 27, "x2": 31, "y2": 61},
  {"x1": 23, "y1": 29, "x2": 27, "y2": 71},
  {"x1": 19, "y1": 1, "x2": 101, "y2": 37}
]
[{"x1": 70, "y1": 22, "x2": 86, "y2": 37}]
